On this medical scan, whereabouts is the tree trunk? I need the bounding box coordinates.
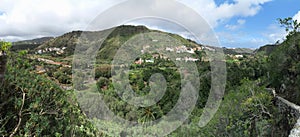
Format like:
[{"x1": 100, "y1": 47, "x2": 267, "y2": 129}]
[{"x1": 0, "y1": 55, "x2": 7, "y2": 84}]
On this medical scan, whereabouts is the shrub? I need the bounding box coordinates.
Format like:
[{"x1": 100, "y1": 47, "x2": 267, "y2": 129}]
[{"x1": 0, "y1": 53, "x2": 100, "y2": 136}]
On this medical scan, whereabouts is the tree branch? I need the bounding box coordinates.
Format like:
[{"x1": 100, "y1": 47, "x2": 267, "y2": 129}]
[{"x1": 9, "y1": 92, "x2": 25, "y2": 137}]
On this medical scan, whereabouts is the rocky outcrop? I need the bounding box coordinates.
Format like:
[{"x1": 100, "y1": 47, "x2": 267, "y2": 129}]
[
  {"x1": 290, "y1": 118, "x2": 300, "y2": 137},
  {"x1": 268, "y1": 88, "x2": 300, "y2": 137},
  {"x1": 275, "y1": 96, "x2": 300, "y2": 137}
]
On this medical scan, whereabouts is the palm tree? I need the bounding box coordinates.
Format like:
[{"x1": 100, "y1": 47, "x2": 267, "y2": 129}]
[{"x1": 138, "y1": 105, "x2": 163, "y2": 126}]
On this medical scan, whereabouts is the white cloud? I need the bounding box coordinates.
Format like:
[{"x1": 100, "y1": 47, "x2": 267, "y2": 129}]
[
  {"x1": 0, "y1": 0, "x2": 123, "y2": 40},
  {"x1": 237, "y1": 19, "x2": 246, "y2": 25},
  {"x1": 263, "y1": 23, "x2": 287, "y2": 43},
  {"x1": 216, "y1": 31, "x2": 270, "y2": 48},
  {"x1": 0, "y1": 0, "x2": 272, "y2": 42},
  {"x1": 244, "y1": 10, "x2": 300, "y2": 47},
  {"x1": 293, "y1": 11, "x2": 300, "y2": 21},
  {"x1": 177, "y1": 0, "x2": 272, "y2": 27},
  {"x1": 225, "y1": 19, "x2": 246, "y2": 30},
  {"x1": 216, "y1": 22, "x2": 287, "y2": 48}
]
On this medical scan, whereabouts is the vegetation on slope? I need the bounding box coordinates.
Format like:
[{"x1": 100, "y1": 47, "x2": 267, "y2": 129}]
[
  {"x1": 0, "y1": 48, "x2": 100, "y2": 136},
  {"x1": 1, "y1": 17, "x2": 300, "y2": 136},
  {"x1": 11, "y1": 37, "x2": 53, "y2": 51},
  {"x1": 268, "y1": 26, "x2": 300, "y2": 104}
]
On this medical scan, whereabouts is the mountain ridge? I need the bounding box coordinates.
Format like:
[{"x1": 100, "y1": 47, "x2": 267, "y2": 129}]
[
  {"x1": 11, "y1": 37, "x2": 54, "y2": 51},
  {"x1": 13, "y1": 25, "x2": 256, "y2": 55}
]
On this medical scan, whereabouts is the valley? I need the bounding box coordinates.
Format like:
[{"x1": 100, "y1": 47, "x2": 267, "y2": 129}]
[{"x1": 1, "y1": 23, "x2": 300, "y2": 136}]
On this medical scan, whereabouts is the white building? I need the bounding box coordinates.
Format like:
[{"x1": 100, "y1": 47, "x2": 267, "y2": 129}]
[
  {"x1": 186, "y1": 48, "x2": 195, "y2": 54},
  {"x1": 166, "y1": 47, "x2": 174, "y2": 52},
  {"x1": 235, "y1": 55, "x2": 244, "y2": 58},
  {"x1": 185, "y1": 57, "x2": 199, "y2": 62},
  {"x1": 145, "y1": 59, "x2": 154, "y2": 63}
]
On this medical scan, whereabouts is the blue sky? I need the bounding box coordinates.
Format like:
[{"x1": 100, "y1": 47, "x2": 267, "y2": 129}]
[
  {"x1": 0, "y1": 0, "x2": 299, "y2": 49},
  {"x1": 213, "y1": 0, "x2": 300, "y2": 48}
]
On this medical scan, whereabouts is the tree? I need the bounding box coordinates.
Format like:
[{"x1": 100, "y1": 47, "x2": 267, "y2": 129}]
[
  {"x1": 278, "y1": 17, "x2": 300, "y2": 37},
  {"x1": 95, "y1": 65, "x2": 111, "y2": 79},
  {"x1": 0, "y1": 41, "x2": 12, "y2": 55},
  {"x1": 0, "y1": 41, "x2": 11, "y2": 83},
  {"x1": 267, "y1": 17, "x2": 300, "y2": 103},
  {"x1": 97, "y1": 77, "x2": 109, "y2": 90}
]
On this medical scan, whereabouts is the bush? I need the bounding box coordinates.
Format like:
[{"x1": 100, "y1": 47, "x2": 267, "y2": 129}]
[
  {"x1": 97, "y1": 77, "x2": 109, "y2": 89},
  {"x1": 95, "y1": 65, "x2": 111, "y2": 79},
  {"x1": 0, "y1": 54, "x2": 100, "y2": 136}
]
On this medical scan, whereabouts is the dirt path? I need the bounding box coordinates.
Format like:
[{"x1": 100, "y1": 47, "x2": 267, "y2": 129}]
[{"x1": 32, "y1": 57, "x2": 71, "y2": 68}]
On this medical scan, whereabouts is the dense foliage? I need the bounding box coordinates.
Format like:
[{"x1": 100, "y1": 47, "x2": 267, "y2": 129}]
[
  {"x1": 0, "y1": 52, "x2": 100, "y2": 136},
  {"x1": 268, "y1": 18, "x2": 300, "y2": 104}
]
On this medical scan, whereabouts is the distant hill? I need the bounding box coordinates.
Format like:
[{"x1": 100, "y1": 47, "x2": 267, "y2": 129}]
[
  {"x1": 36, "y1": 31, "x2": 83, "y2": 54},
  {"x1": 33, "y1": 25, "x2": 205, "y2": 61},
  {"x1": 202, "y1": 45, "x2": 254, "y2": 55},
  {"x1": 12, "y1": 37, "x2": 54, "y2": 51},
  {"x1": 223, "y1": 47, "x2": 254, "y2": 55},
  {"x1": 254, "y1": 44, "x2": 278, "y2": 55},
  {"x1": 15, "y1": 25, "x2": 259, "y2": 59},
  {"x1": 36, "y1": 25, "x2": 152, "y2": 55}
]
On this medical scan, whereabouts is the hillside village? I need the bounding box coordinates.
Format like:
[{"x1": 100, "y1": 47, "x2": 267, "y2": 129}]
[
  {"x1": 35, "y1": 47, "x2": 67, "y2": 55},
  {"x1": 4, "y1": 25, "x2": 287, "y2": 137},
  {"x1": 135, "y1": 45, "x2": 202, "y2": 64}
]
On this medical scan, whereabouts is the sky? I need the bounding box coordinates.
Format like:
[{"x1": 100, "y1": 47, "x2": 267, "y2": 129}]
[{"x1": 0, "y1": 0, "x2": 300, "y2": 48}]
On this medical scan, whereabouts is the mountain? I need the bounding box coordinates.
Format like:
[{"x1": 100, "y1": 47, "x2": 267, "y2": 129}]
[
  {"x1": 36, "y1": 31, "x2": 83, "y2": 55},
  {"x1": 223, "y1": 47, "x2": 254, "y2": 55},
  {"x1": 35, "y1": 25, "x2": 152, "y2": 55},
  {"x1": 202, "y1": 45, "x2": 254, "y2": 55},
  {"x1": 33, "y1": 25, "x2": 205, "y2": 62},
  {"x1": 254, "y1": 44, "x2": 279, "y2": 55},
  {"x1": 20, "y1": 25, "x2": 258, "y2": 59},
  {"x1": 12, "y1": 37, "x2": 54, "y2": 51}
]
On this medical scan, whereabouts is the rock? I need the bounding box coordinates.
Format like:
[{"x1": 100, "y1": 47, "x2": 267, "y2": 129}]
[{"x1": 289, "y1": 118, "x2": 300, "y2": 137}]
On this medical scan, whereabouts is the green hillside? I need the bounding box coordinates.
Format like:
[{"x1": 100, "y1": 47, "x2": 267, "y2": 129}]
[
  {"x1": 1, "y1": 18, "x2": 300, "y2": 136},
  {"x1": 11, "y1": 37, "x2": 53, "y2": 51},
  {"x1": 34, "y1": 25, "x2": 203, "y2": 60},
  {"x1": 255, "y1": 44, "x2": 279, "y2": 55},
  {"x1": 268, "y1": 32, "x2": 300, "y2": 104}
]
